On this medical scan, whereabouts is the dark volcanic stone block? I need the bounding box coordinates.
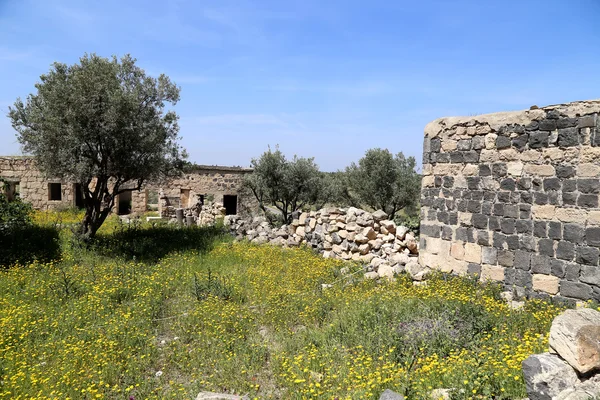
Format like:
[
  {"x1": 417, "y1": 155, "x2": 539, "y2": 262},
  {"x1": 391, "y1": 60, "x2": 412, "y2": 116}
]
[
  {"x1": 543, "y1": 178, "x2": 561, "y2": 191},
  {"x1": 467, "y1": 201, "x2": 482, "y2": 213},
  {"x1": 463, "y1": 151, "x2": 479, "y2": 163},
  {"x1": 529, "y1": 131, "x2": 549, "y2": 148},
  {"x1": 442, "y1": 226, "x2": 453, "y2": 240},
  {"x1": 466, "y1": 177, "x2": 481, "y2": 190},
  {"x1": 538, "y1": 238, "x2": 555, "y2": 257},
  {"x1": 562, "y1": 180, "x2": 577, "y2": 192},
  {"x1": 520, "y1": 192, "x2": 533, "y2": 204},
  {"x1": 531, "y1": 255, "x2": 551, "y2": 274},
  {"x1": 578, "y1": 194, "x2": 599, "y2": 208},
  {"x1": 506, "y1": 235, "x2": 520, "y2": 250},
  {"x1": 514, "y1": 269, "x2": 533, "y2": 288},
  {"x1": 514, "y1": 250, "x2": 531, "y2": 271},
  {"x1": 436, "y1": 153, "x2": 450, "y2": 163},
  {"x1": 548, "y1": 222, "x2": 562, "y2": 240},
  {"x1": 500, "y1": 178, "x2": 516, "y2": 191},
  {"x1": 501, "y1": 218, "x2": 515, "y2": 234},
  {"x1": 497, "y1": 250, "x2": 514, "y2": 267},
  {"x1": 457, "y1": 139, "x2": 472, "y2": 151},
  {"x1": 430, "y1": 138, "x2": 441, "y2": 152},
  {"x1": 493, "y1": 203, "x2": 504, "y2": 216},
  {"x1": 504, "y1": 204, "x2": 519, "y2": 218},
  {"x1": 578, "y1": 179, "x2": 600, "y2": 193},
  {"x1": 521, "y1": 235, "x2": 537, "y2": 252},
  {"x1": 492, "y1": 232, "x2": 506, "y2": 249},
  {"x1": 563, "y1": 224, "x2": 585, "y2": 244},
  {"x1": 534, "y1": 221, "x2": 547, "y2": 238},
  {"x1": 468, "y1": 263, "x2": 481, "y2": 276},
  {"x1": 517, "y1": 178, "x2": 532, "y2": 190},
  {"x1": 492, "y1": 163, "x2": 507, "y2": 177},
  {"x1": 472, "y1": 214, "x2": 488, "y2": 229},
  {"x1": 556, "y1": 165, "x2": 575, "y2": 179},
  {"x1": 550, "y1": 259, "x2": 565, "y2": 278},
  {"x1": 586, "y1": 227, "x2": 600, "y2": 247},
  {"x1": 516, "y1": 220, "x2": 533, "y2": 234},
  {"x1": 496, "y1": 135, "x2": 511, "y2": 149},
  {"x1": 512, "y1": 134, "x2": 529, "y2": 150},
  {"x1": 562, "y1": 192, "x2": 577, "y2": 206},
  {"x1": 576, "y1": 246, "x2": 600, "y2": 266},
  {"x1": 450, "y1": 152, "x2": 464, "y2": 163},
  {"x1": 578, "y1": 114, "x2": 597, "y2": 128},
  {"x1": 477, "y1": 230, "x2": 490, "y2": 246},
  {"x1": 565, "y1": 263, "x2": 580, "y2": 281},
  {"x1": 488, "y1": 216, "x2": 501, "y2": 231},
  {"x1": 534, "y1": 192, "x2": 548, "y2": 205},
  {"x1": 557, "y1": 117, "x2": 578, "y2": 129},
  {"x1": 479, "y1": 164, "x2": 491, "y2": 176},
  {"x1": 560, "y1": 281, "x2": 593, "y2": 300},
  {"x1": 538, "y1": 119, "x2": 557, "y2": 131},
  {"x1": 519, "y1": 204, "x2": 532, "y2": 219},
  {"x1": 556, "y1": 241, "x2": 575, "y2": 261}
]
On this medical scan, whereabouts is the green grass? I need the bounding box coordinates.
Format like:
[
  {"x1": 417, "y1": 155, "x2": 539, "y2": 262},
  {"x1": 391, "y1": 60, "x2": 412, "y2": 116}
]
[{"x1": 0, "y1": 213, "x2": 571, "y2": 399}]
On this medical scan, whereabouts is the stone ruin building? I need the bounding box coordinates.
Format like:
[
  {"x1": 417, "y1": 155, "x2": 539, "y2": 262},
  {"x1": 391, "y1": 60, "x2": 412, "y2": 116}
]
[
  {"x1": 0, "y1": 156, "x2": 253, "y2": 218},
  {"x1": 419, "y1": 99, "x2": 600, "y2": 304}
]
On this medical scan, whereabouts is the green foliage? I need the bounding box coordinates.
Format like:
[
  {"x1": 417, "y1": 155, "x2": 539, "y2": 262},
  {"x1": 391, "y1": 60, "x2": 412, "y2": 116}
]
[
  {"x1": 244, "y1": 146, "x2": 324, "y2": 224},
  {"x1": 346, "y1": 148, "x2": 420, "y2": 219},
  {"x1": 8, "y1": 53, "x2": 187, "y2": 238},
  {"x1": 395, "y1": 212, "x2": 421, "y2": 234},
  {"x1": 0, "y1": 181, "x2": 60, "y2": 267},
  {"x1": 193, "y1": 267, "x2": 240, "y2": 302}
]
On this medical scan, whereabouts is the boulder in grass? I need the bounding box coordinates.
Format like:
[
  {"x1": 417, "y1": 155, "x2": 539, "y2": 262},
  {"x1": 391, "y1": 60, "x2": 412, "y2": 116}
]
[
  {"x1": 379, "y1": 389, "x2": 404, "y2": 400},
  {"x1": 196, "y1": 392, "x2": 249, "y2": 400},
  {"x1": 549, "y1": 308, "x2": 600, "y2": 374},
  {"x1": 522, "y1": 353, "x2": 579, "y2": 400}
]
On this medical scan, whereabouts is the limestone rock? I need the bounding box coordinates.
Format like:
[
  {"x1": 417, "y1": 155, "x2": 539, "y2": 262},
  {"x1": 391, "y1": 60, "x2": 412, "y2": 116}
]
[
  {"x1": 549, "y1": 308, "x2": 600, "y2": 374},
  {"x1": 406, "y1": 261, "x2": 430, "y2": 281},
  {"x1": 396, "y1": 226, "x2": 409, "y2": 241},
  {"x1": 380, "y1": 220, "x2": 396, "y2": 234},
  {"x1": 379, "y1": 389, "x2": 404, "y2": 400},
  {"x1": 364, "y1": 271, "x2": 379, "y2": 280},
  {"x1": 429, "y1": 388, "x2": 452, "y2": 400},
  {"x1": 378, "y1": 264, "x2": 395, "y2": 281},
  {"x1": 355, "y1": 233, "x2": 369, "y2": 244},
  {"x1": 196, "y1": 392, "x2": 249, "y2": 400},
  {"x1": 522, "y1": 353, "x2": 579, "y2": 400},
  {"x1": 371, "y1": 209, "x2": 387, "y2": 221}
]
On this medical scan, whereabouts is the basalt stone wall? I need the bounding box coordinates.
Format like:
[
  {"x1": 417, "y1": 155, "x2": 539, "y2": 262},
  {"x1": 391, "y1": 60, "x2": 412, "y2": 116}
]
[{"x1": 419, "y1": 100, "x2": 600, "y2": 303}]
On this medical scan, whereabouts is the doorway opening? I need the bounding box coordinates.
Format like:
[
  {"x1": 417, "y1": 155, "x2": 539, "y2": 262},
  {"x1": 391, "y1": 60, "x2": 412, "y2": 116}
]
[
  {"x1": 74, "y1": 183, "x2": 84, "y2": 209},
  {"x1": 118, "y1": 190, "x2": 132, "y2": 215},
  {"x1": 223, "y1": 195, "x2": 237, "y2": 215}
]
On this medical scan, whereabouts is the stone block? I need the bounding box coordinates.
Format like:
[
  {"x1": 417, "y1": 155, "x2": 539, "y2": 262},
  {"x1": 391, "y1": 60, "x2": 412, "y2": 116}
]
[
  {"x1": 480, "y1": 264, "x2": 504, "y2": 282},
  {"x1": 524, "y1": 164, "x2": 555, "y2": 177},
  {"x1": 580, "y1": 265, "x2": 600, "y2": 286},
  {"x1": 560, "y1": 281, "x2": 593, "y2": 300},
  {"x1": 481, "y1": 246, "x2": 497, "y2": 265},
  {"x1": 532, "y1": 274, "x2": 560, "y2": 295},
  {"x1": 577, "y1": 163, "x2": 600, "y2": 177},
  {"x1": 555, "y1": 208, "x2": 587, "y2": 224},
  {"x1": 522, "y1": 353, "x2": 579, "y2": 400},
  {"x1": 532, "y1": 205, "x2": 556, "y2": 220},
  {"x1": 549, "y1": 308, "x2": 600, "y2": 374},
  {"x1": 464, "y1": 242, "x2": 481, "y2": 263},
  {"x1": 576, "y1": 246, "x2": 599, "y2": 266}
]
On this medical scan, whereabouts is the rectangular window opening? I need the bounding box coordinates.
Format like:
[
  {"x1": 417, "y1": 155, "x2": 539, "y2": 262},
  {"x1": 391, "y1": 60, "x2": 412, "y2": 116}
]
[{"x1": 48, "y1": 183, "x2": 62, "y2": 201}]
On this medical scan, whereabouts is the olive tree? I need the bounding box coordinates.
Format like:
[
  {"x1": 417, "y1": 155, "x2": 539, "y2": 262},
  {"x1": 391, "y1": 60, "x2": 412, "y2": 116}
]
[
  {"x1": 346, "y1": 148, "x2": 420, "y2": 219},
  {"x1": 8, "y1": 54, "x2": 186, "y2": 238},
  {"x1": 244, "y1": 147, "x2": 323, "y2": 224}
]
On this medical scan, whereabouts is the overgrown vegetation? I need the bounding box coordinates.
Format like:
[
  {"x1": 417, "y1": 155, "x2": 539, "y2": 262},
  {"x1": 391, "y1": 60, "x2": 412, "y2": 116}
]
[
  {"x1": 0, "y1": 211, "x2": 575, "y2": 399},
  {"x1": 0, "y1": 181, "x2": 60, "y2": 266}
]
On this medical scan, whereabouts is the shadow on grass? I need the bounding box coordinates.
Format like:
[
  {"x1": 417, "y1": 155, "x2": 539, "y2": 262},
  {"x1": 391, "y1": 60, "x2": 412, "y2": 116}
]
[
  {"x1": 0, "y1": 225, "x2": 61, "y2": 267},
  {"x1": 92, "y1": 224, "x2": 227, "y2": 263}
]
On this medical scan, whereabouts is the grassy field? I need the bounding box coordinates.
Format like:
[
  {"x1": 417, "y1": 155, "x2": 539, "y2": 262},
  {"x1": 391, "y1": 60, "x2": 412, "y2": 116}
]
[{"x1": 0, "y1": 212, "x2": 567, "y2": 399}]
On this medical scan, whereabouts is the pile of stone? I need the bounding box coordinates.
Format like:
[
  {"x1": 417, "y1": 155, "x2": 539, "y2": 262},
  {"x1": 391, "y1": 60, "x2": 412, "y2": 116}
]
[
  {"x1": 522, "y1": 307, "x2": 600, "y2": 400},
  {"x1": 225, "y1": 207, "x2": 421, "y2": 280},
  {"x1": 162, "y1": 201, "x2": 226, "y2": 226}
]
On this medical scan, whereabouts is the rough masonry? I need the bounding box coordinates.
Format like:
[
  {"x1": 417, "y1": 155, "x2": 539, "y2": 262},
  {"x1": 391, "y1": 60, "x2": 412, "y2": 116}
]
[
  {"x1": 419, "y1": 99, "x2": 600, "y2": 303},
  {"x1": 0, "y1": 156, "x2": 253, "y2": 216}
]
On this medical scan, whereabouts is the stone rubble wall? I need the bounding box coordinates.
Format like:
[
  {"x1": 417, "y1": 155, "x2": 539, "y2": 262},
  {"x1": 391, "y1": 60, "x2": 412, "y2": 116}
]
[
  {"x1": 161, "y1": 200, "x2": 227, "y2": 226},
  {"x1": 225, "y1": 207, "x2": 421, "y2": 280},
  {"x1": 522, "y1": 307, "x2": 600, "y2": 400},
  {"x1": 420, "y1": 100, "x2": 600, "y2": 304}
]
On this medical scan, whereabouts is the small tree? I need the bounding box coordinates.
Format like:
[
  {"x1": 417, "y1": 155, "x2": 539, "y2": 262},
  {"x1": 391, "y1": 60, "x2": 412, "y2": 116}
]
[
  {"x1": 8, "y1": 54, "x2": 186, "y2": 238},
  {"x1": 244, "y1": 147, "x2": 323, "y2": 224},
  {"x1": 346, "y1": 148, "x2": 420, "y2": 219}
]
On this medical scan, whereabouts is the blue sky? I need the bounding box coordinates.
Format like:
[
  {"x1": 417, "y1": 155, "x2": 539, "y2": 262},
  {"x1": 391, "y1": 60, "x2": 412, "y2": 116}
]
[{"x1": 1, "y1": 0, "x2": 600, "y2": 171}]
